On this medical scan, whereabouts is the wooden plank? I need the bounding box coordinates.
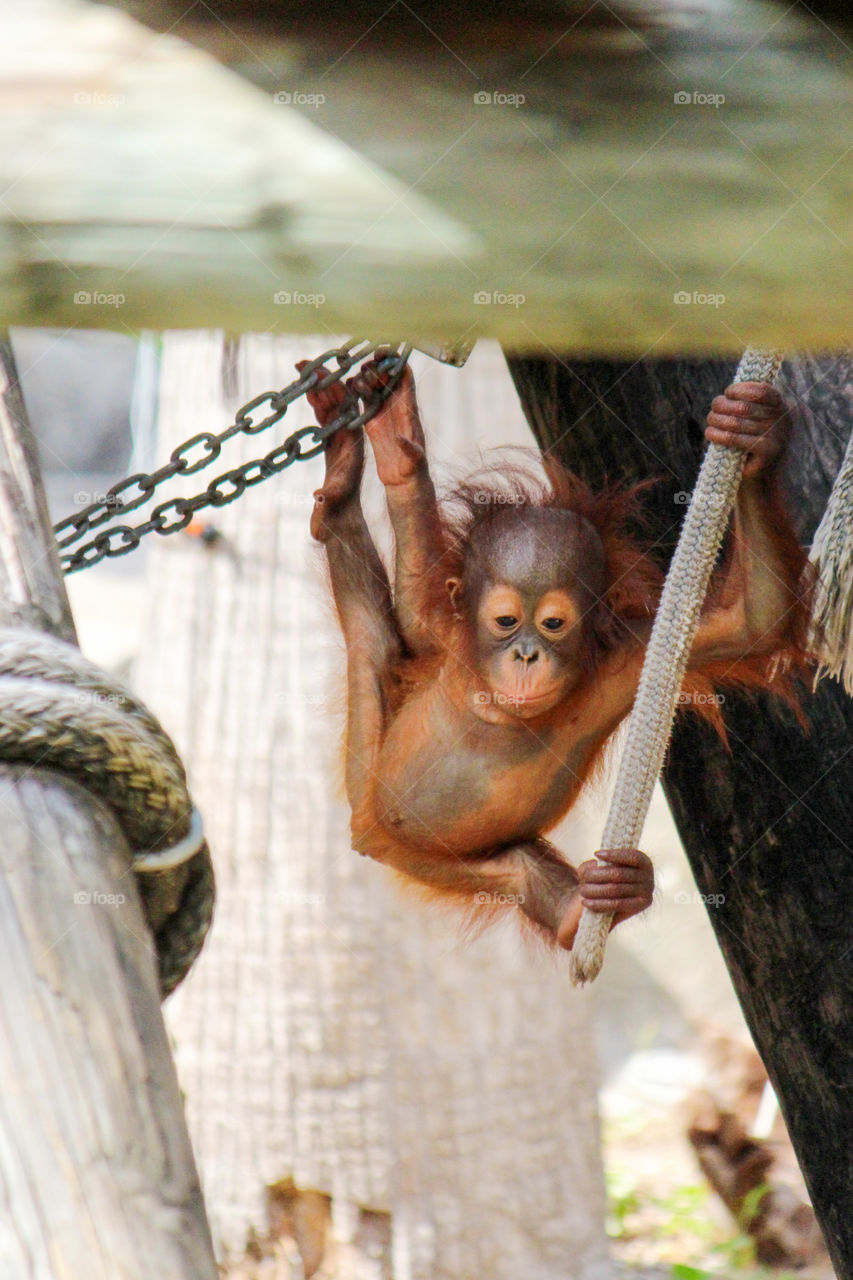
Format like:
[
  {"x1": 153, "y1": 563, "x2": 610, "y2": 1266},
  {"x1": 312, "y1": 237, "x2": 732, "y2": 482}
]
[
  {"x1": 0, "y1": 340, "x2": 218, "y2": 1279},
  {"x1": 2, "y1": 0, "x2": 853, "y2": 351}
]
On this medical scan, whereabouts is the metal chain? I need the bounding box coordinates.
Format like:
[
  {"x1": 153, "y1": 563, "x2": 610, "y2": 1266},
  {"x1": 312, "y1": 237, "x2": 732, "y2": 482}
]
[{"x1": 55, "y1": 340, "x2": 412, "y2": 573}]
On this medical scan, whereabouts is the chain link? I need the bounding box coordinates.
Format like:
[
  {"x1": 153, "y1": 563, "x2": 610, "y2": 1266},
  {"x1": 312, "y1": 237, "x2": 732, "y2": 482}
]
[{"x1": 55, "y1": 340, "x2": 412, "y2": 573}]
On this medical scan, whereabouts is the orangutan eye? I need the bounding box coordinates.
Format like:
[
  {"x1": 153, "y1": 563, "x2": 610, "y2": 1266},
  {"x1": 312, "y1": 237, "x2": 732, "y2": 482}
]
[
  {"x1": 541, "y1": 617, "x2": 565, "y2": 631},
  {"x1": 495, "y1": 616, "x2": 518, "y2": 629}
]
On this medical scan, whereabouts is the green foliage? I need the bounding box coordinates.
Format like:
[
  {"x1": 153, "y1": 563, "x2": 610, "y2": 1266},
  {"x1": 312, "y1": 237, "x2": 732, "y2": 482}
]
[
  {"x1": 605, "y1": 1168, "x2": 640, "y2": 1238},
  {"x1": 709, "y1": 1229, "x2": 756, "y2": 1270},
  {"x1": 738, "y1": 1183, "x2": 770, "y2": 1231},
  {"x1": 607, "y1": 1170, "x2": 810, "y2": 1277},
  {"x1": 655, "y1": 1184, "x2": 716, "y2": 1241}
]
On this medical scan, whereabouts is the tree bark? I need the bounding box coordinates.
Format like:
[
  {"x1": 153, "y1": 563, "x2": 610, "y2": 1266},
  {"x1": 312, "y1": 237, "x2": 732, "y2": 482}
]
[
  {"x1": 134, "y1": 332, "x2": 610, "y2": 1279},
  {"x1": 0, "y1": 341, "x2": 217, "y2": 1277},
  {"x1": 507, "y1": 350, "x2": 853, "y2": 1278}
]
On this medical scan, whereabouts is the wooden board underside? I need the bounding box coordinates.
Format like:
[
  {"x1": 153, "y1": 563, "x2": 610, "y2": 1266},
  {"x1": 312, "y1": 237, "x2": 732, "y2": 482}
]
[{"x1": 3, "y1": 0, "x2": 853, "y2": 353}]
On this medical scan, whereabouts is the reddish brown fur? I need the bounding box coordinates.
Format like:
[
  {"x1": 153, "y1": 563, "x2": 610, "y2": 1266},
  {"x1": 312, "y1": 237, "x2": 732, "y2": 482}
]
[
  {"x1": 391, "y1": 452, "x2": 813, "y2": 739},
  {"x1": 309, "y1": 364, "x2": 811, "y2": 953},
  {"x1": 681, "y1": 466, "x2": 815, "y2": 738},
  {"x1": 444, "y1": 459, "x2": 663, "y2": 665},
  {"x1": 389, "y1": 455, "x2": 664, "y2": 708}
]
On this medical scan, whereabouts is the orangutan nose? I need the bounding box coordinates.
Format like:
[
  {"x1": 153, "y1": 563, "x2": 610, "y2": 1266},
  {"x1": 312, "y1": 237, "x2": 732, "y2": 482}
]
[{"x1": 512, "y1": 643, "x2": 540, "y2": 665}]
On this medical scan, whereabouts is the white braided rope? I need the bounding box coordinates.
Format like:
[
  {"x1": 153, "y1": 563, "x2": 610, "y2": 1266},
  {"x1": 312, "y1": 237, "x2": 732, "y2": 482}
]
[
  {"x1": 569, "y1": 348, "x2": 785, "y2": 986},
  {"x1": 808, "y1": 422, "x2": 853, "y2": 692}
]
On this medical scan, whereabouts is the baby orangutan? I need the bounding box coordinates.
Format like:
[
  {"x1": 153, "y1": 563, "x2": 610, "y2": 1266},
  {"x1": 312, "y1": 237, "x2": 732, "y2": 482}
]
[{"x1": 302, "y1": 360, "x2": 809, "y2": 951}]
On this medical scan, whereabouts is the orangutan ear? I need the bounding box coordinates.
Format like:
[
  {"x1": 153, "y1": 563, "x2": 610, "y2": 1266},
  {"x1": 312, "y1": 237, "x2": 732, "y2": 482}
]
[{"x1": 446, "y1": 577, "x2": 463, "y2": 613}]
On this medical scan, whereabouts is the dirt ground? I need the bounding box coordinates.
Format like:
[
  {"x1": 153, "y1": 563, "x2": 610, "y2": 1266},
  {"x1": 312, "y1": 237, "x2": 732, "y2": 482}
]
[{"x1": 602, "y1": 1072, "x2": 833, "y2": 1279}]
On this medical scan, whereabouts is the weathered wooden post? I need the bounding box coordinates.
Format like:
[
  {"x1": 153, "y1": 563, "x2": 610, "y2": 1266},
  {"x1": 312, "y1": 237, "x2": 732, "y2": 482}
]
[{"x1": 0, "y1": 337, "x2": 217, "y2": 1278}]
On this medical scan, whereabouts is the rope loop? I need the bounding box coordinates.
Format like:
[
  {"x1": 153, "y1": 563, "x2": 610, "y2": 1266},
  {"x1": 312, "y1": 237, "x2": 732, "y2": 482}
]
[{"x1": 0, "y1": 628, "x2": 214, "y2": 996}]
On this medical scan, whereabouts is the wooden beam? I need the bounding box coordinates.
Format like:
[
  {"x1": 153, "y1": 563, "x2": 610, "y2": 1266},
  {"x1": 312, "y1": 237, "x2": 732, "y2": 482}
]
[
  {"x1": 3, "y1": 0, "x2": 853, "y2": 352},
  {"x1": 0, "y1": 339, "x2": 218, "y2": 1278}
]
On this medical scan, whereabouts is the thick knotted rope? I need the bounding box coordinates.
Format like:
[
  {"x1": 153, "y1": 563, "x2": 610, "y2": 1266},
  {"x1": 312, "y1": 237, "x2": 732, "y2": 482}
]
[
  {"x1": 569, "y1": 348, "x2": 785, "y2": 986},
  {"x1": 808, "y1": 423, "x2": 853, "y2": 692},
  {"x1": 0, "y1": 628, "x2": 214, "y2": 997}
]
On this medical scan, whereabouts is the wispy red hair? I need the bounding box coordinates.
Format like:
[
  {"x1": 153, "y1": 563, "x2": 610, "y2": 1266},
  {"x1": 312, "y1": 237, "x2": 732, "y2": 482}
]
[{"x1": 393, "y1": 449, "x2": 814, "y2": 740}]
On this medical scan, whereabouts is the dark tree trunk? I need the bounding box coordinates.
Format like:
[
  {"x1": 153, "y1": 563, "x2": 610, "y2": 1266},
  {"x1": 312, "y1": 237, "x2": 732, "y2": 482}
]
[{"x1": 507, "y1": 352, "x2": 853, "y2": 1279}]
